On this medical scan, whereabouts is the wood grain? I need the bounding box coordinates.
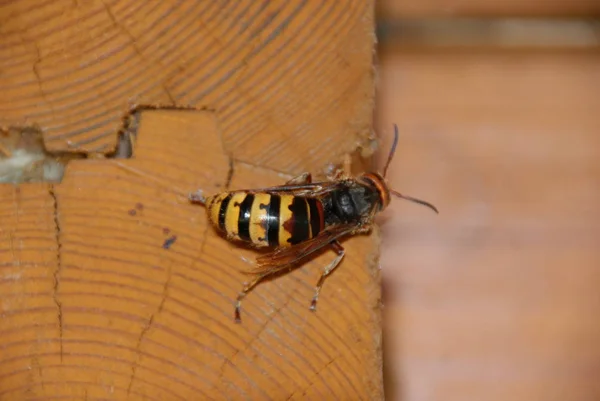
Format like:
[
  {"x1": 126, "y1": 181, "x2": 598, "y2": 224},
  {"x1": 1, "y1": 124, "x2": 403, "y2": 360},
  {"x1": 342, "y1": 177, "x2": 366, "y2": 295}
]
[
  {"x1": 0, "y1": 184, "x2": 60, "y2": 396},
  {"x1": 0, "y1": 0, "x2": 375, "y2": 174},
  {"x1": 377, "y1": 49, "x2": 600, "y2": 401},
  {"x1": 0, "y1": 1, "x2": 382, "y2": 400},
  {"x1": 1, "y1": 110, "x2": 382, "y2": 400}
]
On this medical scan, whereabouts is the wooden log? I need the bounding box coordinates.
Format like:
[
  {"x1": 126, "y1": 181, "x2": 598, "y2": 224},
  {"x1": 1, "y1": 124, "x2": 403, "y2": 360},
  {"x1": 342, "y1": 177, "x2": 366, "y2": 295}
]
[{"x1": 0, "y1": 1, "x2": 382, "y2": 400}]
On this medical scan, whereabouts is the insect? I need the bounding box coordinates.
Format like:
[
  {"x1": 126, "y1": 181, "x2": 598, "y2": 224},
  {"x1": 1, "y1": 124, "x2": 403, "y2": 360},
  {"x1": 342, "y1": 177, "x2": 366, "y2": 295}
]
[{"x1": 189, "y1": 124, "x2": 438, "y2": 322}]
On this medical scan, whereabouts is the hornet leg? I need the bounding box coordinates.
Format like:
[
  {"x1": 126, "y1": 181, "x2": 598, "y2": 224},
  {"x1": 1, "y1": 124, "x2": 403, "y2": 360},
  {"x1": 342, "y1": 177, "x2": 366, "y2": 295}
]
[
  {"x1": 234, "y1": 274, "x2": 269, "y2": 323},
  {"x1": 310, "y1": 240, "x2": 345, "y2": 311}
]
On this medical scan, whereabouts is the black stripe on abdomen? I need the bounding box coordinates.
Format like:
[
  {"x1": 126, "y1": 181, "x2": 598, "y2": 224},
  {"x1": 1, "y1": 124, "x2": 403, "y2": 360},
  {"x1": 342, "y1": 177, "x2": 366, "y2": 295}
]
[
  {"x1": 287, "y1": 197, "x2": 310, "y2": 245},
  {"x1": 237, "y1": 194, "x2": 254, "y2": 241},
  {"x1": 266, "y1": 194, "x2": 281, "y2": 247},
  {"x1": 307, "y1": 198, "x2": 323, "y2": 237},
  {"x1": 218, "y1": 193, "x2": 232, "y2": 231}
]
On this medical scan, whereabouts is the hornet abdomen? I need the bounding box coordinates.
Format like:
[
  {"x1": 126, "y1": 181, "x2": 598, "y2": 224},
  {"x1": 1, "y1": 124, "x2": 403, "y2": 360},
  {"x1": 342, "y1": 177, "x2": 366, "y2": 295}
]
[{"x1": 205, "y1": 191, "x2": 325, "y2": 248}]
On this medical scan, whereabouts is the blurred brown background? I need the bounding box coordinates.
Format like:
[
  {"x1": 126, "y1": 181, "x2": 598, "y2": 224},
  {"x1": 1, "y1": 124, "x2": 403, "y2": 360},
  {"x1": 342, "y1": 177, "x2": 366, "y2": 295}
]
[{"x1": 375, "y1": 1, "x2": 600, "y2": 400}]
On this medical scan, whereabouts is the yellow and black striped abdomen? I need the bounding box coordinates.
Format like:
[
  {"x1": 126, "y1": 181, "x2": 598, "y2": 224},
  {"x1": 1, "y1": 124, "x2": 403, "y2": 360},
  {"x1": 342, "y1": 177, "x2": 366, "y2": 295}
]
[{"x1": 205, "y1": 191, "x2": 325, "y2": 248}]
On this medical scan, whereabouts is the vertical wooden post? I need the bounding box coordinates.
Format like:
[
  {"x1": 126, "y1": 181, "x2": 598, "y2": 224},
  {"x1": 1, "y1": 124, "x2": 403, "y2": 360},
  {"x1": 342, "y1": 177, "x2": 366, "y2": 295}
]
[{"x1": 0, "y1": 1, "x2": 382, "y2": 399}]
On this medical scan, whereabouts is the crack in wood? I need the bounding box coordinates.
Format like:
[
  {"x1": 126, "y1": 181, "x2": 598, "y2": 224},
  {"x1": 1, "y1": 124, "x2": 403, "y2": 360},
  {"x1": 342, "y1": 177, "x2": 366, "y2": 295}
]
[
  {"x1": 285, "y1": 356, "x2": 339, "y2": 400},
  {"x1": 48, "y1": 185, "x2": 63, "y2": 363},
  {"x1": 218, "y1": 285, "x2": 298, "y2": 383},
  {"x1": 127, "y1": 262, "x2": 172, "y2": 395}
]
